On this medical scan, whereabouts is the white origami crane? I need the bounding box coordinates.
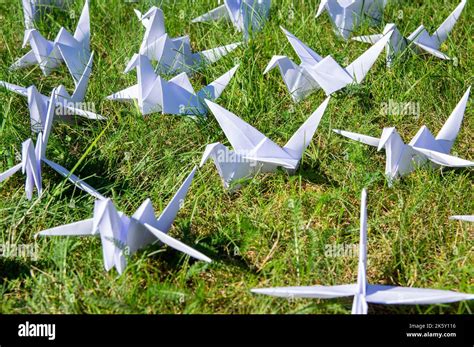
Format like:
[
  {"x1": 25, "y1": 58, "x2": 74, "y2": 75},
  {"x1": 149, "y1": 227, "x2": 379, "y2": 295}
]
[
  {"x1": 252, "y1": 189, "x2": 474, "y2": 314},
  {"x1": 450, "y1": 215, "x2": 473, "y2": 223},
  {"x1": 22, "y1": 0, "x2": 67, "y2": 29},
  {"x1": 333, "y1": 87, "x2": 472, "y2": 183},
  {"x1": 200, "y1": 97, "x2": 330, "y2": 189},
  {"x1": 37, "y1": 167, "x2": 212, "y2": 275},
  {"x1": 1, "y1": 52, "x2": 104, "y2": 133},
  {"x1": 316, "y1": 0, "x2": 387, "y2": 40},
  {"x1": 192, "y1": 0, "x2": 271, "y2": 40},
  {"x1": 264, "y1": 27, "x2": 393, "y2": 101},
  {"x1": 131, "y1": 6, "x2": 241, "y2": 74},
  {"x1": 353, "y1": 0, "x2": 467, "y2": 66},
  {"x1": 107, "y1": 54, "x2": 239, "y2": 116},
  {"x1": 12, "y1": 0, "x2": 91, "y2": 84},
  {"x1": 0, "y1": 89, "x2": 105, "y2": 201}
]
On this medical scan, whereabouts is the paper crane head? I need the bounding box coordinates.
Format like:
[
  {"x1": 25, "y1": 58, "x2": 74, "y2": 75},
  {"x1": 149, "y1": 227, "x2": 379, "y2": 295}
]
[{"x1": 377, "y1": 127, "x2": 397, "y2": 151}]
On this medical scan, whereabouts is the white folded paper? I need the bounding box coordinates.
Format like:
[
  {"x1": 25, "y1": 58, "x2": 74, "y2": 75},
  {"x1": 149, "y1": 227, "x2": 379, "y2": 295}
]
[
  {"x1": 131, "y1": 6, "x2": 241, "y2": 74},
  {"x1": 353, "y1": 1, "x2": 467, "y2": 66},
  {"x1": 1, "y1": 52, "x2": 104, "y2": 133},
  {"x1": 200, "y1": 97, "x2": 330, "y2": 189},
  {"x1": 36, "y1": 167, "x2": 211, "y2": 274},
  {"x1": 192, "y1": 0, "x2": 271, "y2": 40},
  {"x1": 316, "y1": 0, "x2": 387, "y2": 40},
  {"x1": 264, "y1": 27, "x2": 392, "y2": 101},
  {"x1": 12, "y1": 0, "x2": 90, "y2": 84},
  {"x1": 0, "y1": 88, "x2": 105, "y2": 200},
  {"x1": 252, "y1": 189, "x2": 474, "y2": 314},
  {"x1": 333, "y1": 87, "x2": 472, "y2": 184},
  {"x1": 107, "y1": 54, "x2": 239, "y2": 116},
  {"x1": 450, "y1": 215, "x2": 474, "y2": 223}
]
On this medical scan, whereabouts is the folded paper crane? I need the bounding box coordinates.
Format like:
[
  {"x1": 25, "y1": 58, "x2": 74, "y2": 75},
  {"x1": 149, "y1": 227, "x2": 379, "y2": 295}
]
[
  {"x1": 252, "y1": 189, "x2": 474, "y2": 314},
  {"x1": 131, "y1": 6, "x2": 240, "y2": 74},
  {"x1": 22, "y1": 0, "x2": 68, "y2": 29},
  {"x1": 264, "y1": 27, "x2": 392, "y2": 101},
  {"x1": 200, "y1": 97, "x2": 330, "y2": 189},
  {"x1": 316, "y1": 0, "x2": 387, "y2": 40},
  {"x1": 192, "y1": 0, "x2": 271, "y2": 40},
  {"x1": 0, "y1": 89, "x2": 105, "y2": 200},
  {"x1": 1, "y1": 52, "x2": 104, "y2": 133},
  {"x1": 12, "y1": 0, "x2": 90, "y2": 84},
  {"x1": 333, "y1": 87, "x2": 472, "y2": 184},
  {"x1": 107, "y1": 54, "x2": 239, "y2": 116},
  {"x1": 36, "y1": 167, "x2": 211, "y2": 274},
  {"x1": 353, "y1": 1, "x2": 467, "y2": 66},
  {"x1": 450, "y1": 215, "x2": 473, "y2": 223}
]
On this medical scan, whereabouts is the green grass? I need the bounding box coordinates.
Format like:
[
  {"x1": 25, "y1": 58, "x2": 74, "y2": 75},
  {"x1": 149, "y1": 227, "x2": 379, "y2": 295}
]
[{"x1": 0, "y1": 0, "x2": 472, "y2": 314}]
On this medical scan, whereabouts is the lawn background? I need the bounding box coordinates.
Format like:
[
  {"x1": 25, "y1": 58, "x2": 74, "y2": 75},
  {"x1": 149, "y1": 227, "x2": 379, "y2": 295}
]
[{"x1": 0, "y1": 0, "x2": 472, "y2": 314}]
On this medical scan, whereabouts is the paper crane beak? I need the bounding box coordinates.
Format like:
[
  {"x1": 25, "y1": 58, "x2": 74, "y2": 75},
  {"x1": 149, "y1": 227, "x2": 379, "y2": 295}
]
[
  {"x1": 316, "y1": 0, "x2": 328, "y2": 17},
  {"x1": 22, "y1": 29, "x2": 35, "y2": 48},
  {"x1": 124, "y1": 53, "x2": 141, "y2": 74},
  {"x1": 378, "y1": 127, "x2": 396, "y2": 151}
]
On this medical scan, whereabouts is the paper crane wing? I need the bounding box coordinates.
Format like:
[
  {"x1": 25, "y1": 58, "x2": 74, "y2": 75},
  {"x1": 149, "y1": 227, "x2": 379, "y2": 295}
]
[
  {"x1": 144, "y1": 223, "x2": 211, "y2": 263},
  {"x1": 283, "y1": 97, "x2": 330, "y2": 160},
  {"x1": 435, "y1": 87, "x2": 471, "y2": 153},
  {"x1": 57, "y1": 42, "x2": 89, "y2": 84},
  {"x1": 0, "y1": 164, "x2": 23, "y2": 183},
  {"x1": 154, "y1": 167, "x2": 197, "y2": 233},
  {"x1": 196, "y1": 65, "x2": 239, "y2": 101},
  {"x1": 366, "y1": 284, "x2": 474, "y2": 305},
  {"x1": 73, "y1": 0, "x2": 90, "y2": 51},
  {"x1": 280, "y1": 27, "x2": 323, "y2": 66},
  {"x1": 411, "y1": 41, "x2": 450, "y2": 60},
  {"x1": 345, "y1": 30, "x2": 392, "y2": 83},
  {"x1": 411, "y1": 147, "x2": 473, "y2": 167},
  {"x1": 431, "y1": 0, "x2": 467, "y2": 48},
  {"x1": 205, "y1": 100, "x2": 288, "y2": 159},
  {"x1": 351, "y1": 188, "x2": 369, "y2": 314},
  {"x1": 251, "y1": 284, "x2": 357, "y2": 298}
]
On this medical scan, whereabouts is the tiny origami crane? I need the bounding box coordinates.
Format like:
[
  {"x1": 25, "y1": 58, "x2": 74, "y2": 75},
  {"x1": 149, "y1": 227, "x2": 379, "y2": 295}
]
[
  {"x1": 12, "y1": 0, "x2": 91, "y2": 84},
  {"x1": 333, "y1": 87, "x2": 473, "y2": 184},
  {"x1": 1, "y1": 51, "x2": 104, "y2": 133},
  {"x1": 0, "y1": 88, "x2": 105, "y2": 201},
  {"x1": 353, "y1": 0, "x2": 467, "y2": 66},
  {"x1": 107, "y1": 54, "x2": 239, "y2": 116},
  {"x1": 264, "y1": 26, "x2": 393, "y2": 101},
  {"x1": 316, "y1": 0, "x2": 387, "y2": 40},
  {"x1": 252, "y1": 188, "x2": 474, "y2": 314},
  {"x1": 130, "y1": 6, "x2": 241, "y2": 74},
  {"x1": 37, "y1": 166, "x2": 212, "y2": 275},
  {"x1": 192, "y1": 0, "x2": 271, "y2": 40},
  {"x1": 200, "y1": 97, "x2": 330, "y2": 189}
]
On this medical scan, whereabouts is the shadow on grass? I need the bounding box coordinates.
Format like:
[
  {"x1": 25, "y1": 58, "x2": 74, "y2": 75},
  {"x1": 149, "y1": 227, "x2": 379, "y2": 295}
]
[
  {"x1": 298, "y1": 164, "x2": 337, "y2": 188},
  {"x1": 0, "y1": 258, "x2": 33, "y2": 285}
]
